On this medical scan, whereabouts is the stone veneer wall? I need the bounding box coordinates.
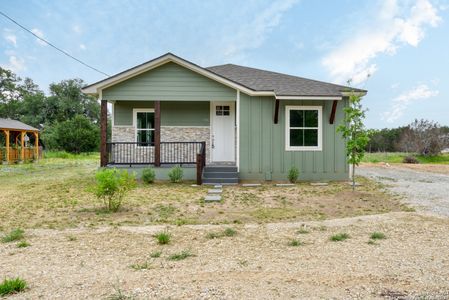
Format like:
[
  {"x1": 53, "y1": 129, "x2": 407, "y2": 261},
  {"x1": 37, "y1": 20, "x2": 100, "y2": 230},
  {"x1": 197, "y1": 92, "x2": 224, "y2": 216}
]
[
  {"x1": 161, "y1": 126, "x2": 210, "y2": 163},
  {"x1": 110, "y1": 126, "x2": 210, "y2": 164}
]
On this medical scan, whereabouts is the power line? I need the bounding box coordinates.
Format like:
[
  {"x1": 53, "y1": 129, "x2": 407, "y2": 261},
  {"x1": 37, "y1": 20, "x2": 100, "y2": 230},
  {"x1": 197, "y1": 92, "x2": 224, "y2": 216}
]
[{"x1": 0, "y1": 10, "x2": 110, "y2": 77}]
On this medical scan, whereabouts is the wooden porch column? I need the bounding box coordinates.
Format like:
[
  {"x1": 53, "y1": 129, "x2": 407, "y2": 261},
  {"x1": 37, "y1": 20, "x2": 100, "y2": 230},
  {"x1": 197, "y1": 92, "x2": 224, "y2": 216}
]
[
  {"x1": 20, "y1": 131, "x2": 25, "y2": 162},
  {"x1": 154, "y1": 101, "x2": 161, "y2": 167},
  {"x1": 100, "y1": 99, "x2": 108, "y2": 167},
  {"x1": 4, "y1": 130, "x2": 10, "y2": 163},
  {"x1": 34, "y1": 132, "x2": 39, "y2": 160}
]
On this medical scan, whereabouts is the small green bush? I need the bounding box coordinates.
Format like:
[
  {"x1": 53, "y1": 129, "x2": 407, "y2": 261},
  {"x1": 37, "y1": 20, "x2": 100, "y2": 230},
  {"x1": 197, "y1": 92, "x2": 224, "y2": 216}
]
[
  {"x1": 330, "y1": 233, "x2": 350, "y2": 242},
  {"x1": 1, "y1": 229, "x2": 25, "y2": 243},
  {"x1": 155, "y1": 232, "x2": 171, "y2": 245},
  {"x1": 0, "y1": 277, "x2": 27, "y2": 296},
  {"x1": 94, "y1": 168, "x2": 136, "y2": 212},
  {"x1": 370, "y1": 232, "x2": 386, "y2": 240},
  {"x1": 168, "y1": 166, "x2": 183, "y2": 183},
  {"x1": 141, "y1": 168, "x2": 156, "y2": 184},
  {"x1": 287, "y1": 166, "x2": 299, "y2": 183},
  {"x1": 223, "y1": 228, "x2": 237, "y2": 237}
]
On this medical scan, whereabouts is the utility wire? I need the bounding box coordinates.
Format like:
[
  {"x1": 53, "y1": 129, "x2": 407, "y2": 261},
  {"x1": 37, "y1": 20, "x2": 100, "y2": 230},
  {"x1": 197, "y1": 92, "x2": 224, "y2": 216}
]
[{"x1": 0, "y1": 10, "x2": 110, "y2": 77}]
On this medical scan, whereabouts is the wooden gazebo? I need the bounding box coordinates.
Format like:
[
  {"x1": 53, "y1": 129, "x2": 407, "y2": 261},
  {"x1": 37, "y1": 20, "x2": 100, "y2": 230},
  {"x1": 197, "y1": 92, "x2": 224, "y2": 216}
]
[{"x1": 0, "y1": 118, "x2": 40, "y2": 164}]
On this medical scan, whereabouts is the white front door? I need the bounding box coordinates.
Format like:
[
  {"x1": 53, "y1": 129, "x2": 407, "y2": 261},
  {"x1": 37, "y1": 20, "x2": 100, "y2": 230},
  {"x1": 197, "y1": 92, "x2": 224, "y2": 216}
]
[{"x1": 211, "y1": 102, "x2": 235, "y2": 162}]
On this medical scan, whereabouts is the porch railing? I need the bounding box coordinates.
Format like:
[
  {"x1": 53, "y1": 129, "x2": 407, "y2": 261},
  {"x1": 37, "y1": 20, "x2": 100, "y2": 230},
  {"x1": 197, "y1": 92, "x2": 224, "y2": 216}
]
[
  {"x1": 106, "y1": 141, "x2": 207, "y2": 184},
  {"x1": 0, "y1": 146, "x2": 42, "y2": 163}
]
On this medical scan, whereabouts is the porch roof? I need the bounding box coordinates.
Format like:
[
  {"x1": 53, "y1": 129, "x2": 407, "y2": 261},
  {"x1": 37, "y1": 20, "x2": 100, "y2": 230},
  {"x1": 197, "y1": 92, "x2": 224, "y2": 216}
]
[{"x1": 0, "y1": 118, "x2": 39, "y2": 132}]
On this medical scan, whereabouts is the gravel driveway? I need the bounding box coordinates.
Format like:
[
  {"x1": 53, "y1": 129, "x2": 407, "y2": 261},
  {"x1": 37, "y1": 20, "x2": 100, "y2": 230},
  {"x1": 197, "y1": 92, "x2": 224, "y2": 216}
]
[{"x1": 359, "y1": 164, "x2": 449, "y2": 217}]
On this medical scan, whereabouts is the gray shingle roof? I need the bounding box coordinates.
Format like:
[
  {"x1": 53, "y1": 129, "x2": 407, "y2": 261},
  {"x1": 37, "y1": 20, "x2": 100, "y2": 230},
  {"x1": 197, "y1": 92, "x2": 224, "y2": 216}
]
[
  {"x1": 206, "y1": 64, "x2": 366, "y2": 97},
  {"x1": 0, "y1": 118, "x2": 39, "y2": 131}
]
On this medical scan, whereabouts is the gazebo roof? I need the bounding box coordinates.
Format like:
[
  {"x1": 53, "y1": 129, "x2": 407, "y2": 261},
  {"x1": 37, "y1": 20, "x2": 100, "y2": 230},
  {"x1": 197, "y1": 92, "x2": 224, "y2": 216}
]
[{"x1": 0, "y1": 118, "x2": 39, "y2": 132}]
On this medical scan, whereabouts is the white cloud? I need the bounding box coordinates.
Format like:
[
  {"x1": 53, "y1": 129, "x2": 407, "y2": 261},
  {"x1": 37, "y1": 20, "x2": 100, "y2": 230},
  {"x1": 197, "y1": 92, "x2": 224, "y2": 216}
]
[
  {"x1": 220, "y1": 0, "x2": 298, "y2": 60},
  {"x1": 382, "y1": 84, "x2": 439, "y2": 123},
  {"x1": 322, "y1": 0, "x2": 441, "y2": 85},
  {"x1": 79, "y1": 44, "x2": 86, "y2": 50},
  {"x1": 1, "y1": 55, "x2": 26, "y2": 73},
  {"x1": 31, "y1": 28, "x2": 47, "y2": 46}
]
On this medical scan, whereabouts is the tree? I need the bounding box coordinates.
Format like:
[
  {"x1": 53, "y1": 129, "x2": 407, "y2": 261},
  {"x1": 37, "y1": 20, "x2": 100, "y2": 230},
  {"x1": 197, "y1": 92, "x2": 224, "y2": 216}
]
[
  {"x1": 51, "y1": 115, "x2": 100, "y2": 153},
  {"x1": 399, "y1": 119, "x2": 448, "y2": 156},
  {"x1": 337, "y1": 90, "x2": 370, "y2": 191}
]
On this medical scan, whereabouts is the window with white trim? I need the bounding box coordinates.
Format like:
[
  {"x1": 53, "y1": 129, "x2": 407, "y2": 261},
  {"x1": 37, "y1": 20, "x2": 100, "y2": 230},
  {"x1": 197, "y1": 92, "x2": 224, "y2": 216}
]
[
  {"x1": 285, "y1": 106, "x2": 322, "y2": 151},
  {"x1": 134, "y1": 109, "x2": 155, "y2": 145}
]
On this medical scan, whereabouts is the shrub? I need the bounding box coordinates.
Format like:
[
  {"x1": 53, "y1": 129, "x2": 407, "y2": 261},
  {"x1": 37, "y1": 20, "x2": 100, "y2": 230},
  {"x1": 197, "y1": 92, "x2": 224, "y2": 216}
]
[
  {"x1": 155, "y1": 232, "x2": 171, "y2": 245},
  {"x1": 94, "y1": 168, "x2": 136, "y2": 212},
  {"x1": 141, "y1": 168, "x2": 156, "y2": 184},
  {"x1": 287, "y1": 166, "x2": 299, "y2": 183},
  {"x1": 370, "y1": 232, "x2": 386, "y2": 240},
  {"x1": 0, "y1": 277, "x2": 27, "y2": 296},
  {"x1": 168, "y1": 166, "x2": 183, "y2": 183},
  {"x1": 402, "y1": 156, "x2": 419, "y2": 164},
  {"x1": 1, "y1": 228, "x2": 24, "y2": 243},
  {"x1": 223, "y1": 228, "x2": 237, "y2": 237},
  {"x1": 330, "y1": 233, "x2": 350, "y2": 242}
]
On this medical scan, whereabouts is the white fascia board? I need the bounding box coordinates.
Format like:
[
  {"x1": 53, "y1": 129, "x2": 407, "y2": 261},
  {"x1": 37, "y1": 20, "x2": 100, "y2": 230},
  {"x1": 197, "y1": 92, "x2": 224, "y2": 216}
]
[
  {"x1": 81, "y1": 54, "x2": 274, "y2": 96},
  {"x1": 276, "y1": 96, "x2": 342, "y2": 100}
]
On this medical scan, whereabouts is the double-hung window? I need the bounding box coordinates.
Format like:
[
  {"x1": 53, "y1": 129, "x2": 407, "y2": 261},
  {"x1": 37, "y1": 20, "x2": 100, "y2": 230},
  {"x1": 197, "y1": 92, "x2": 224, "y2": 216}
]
[
  {"x1": 134, "y1": 109, "x2": 155, "y2": 146},
  {"x1": 285, "y1": 106, "x2": 322, "y2": 151}
]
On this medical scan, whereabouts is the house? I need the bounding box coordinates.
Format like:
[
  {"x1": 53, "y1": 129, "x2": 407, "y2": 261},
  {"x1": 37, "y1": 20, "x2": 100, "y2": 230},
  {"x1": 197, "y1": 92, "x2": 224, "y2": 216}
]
[
  {"x1": 0, "y1": 118, "x2": 40, "y2": 164},
  {"x1": 82, "y1": 53, "x2": 366, "y2": 184}
]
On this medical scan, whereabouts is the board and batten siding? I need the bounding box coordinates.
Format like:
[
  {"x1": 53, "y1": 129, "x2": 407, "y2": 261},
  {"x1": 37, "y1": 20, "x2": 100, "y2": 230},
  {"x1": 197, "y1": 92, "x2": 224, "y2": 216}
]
[
  {"x1": 103, "y1": 62, "x2": 236, "y2": 101},
  {"x1": 114, "y1": 101, "x2": 210, "y2": 126},
  {"x1": 239, "y1": 94, "x2": 349, "y2": 181}
]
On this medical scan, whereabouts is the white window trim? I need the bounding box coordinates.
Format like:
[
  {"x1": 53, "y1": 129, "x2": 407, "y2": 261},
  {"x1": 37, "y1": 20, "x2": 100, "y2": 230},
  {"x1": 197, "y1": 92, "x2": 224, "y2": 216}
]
[
  {"x1": 285, "y1": 105, "x2": 322, "y2": 151},
  {"x1": 133, "y1": 108, "x2": 155, "y2": 146}
]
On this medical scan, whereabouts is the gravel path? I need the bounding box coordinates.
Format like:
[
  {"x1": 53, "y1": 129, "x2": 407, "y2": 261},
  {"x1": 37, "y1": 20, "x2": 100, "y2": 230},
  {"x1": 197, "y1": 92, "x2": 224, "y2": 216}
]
[{"x1": 359, "y1": 164, "x2": 449, "y2": 217}]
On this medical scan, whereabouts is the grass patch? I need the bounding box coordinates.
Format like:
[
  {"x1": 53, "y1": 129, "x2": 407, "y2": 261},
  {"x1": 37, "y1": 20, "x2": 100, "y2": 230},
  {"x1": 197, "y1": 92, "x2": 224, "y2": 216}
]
[
  {"x1": 1, "y1": 228, "x2": 24, "y2": 243},
  {"x1": 67, "y1": 235, "x2": 77, "y2": 241},
  {"x1": 288, "y1": 239, "x2": 303, "y2": 247},
  {"x1": 168, "y1": 250, "x2": 194, "y2": 261},
  {"x1": 130, "y1": 261, "x2": 152, "y2": 270},
  {"x1": 149, "y1": 250, "x2": 162, "y2": 258},
  {"x1": 154, "y1": 232, "x2": 171, "y2": 245},
  {"x1": 363, "y1": 152, "x2": 449, "y2": 164},
  {"x1": 17, "y1": 240, "x2": 30, "y2": 248},
  {"x1": 207, "y1": 227, "x2": 237, "y2": 239},
  {"x1": 0, "y1": 277, "x2": 27, "y2": 296},
  {"x1": 370, "y1": 232, "x2": 386, "y2": 240},
  {"x1": 367, "y1": 240, "x2": 377, "y2": 245},
  {"x1": 330, "y1": 233, "x2": 350, "y2": 242}
]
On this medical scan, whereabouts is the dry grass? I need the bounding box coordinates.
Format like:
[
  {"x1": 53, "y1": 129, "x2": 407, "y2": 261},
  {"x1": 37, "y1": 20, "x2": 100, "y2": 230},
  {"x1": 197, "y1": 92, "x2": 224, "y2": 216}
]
[{"x1": 0, "y1": 157, "x2": 409, "y2": 230}]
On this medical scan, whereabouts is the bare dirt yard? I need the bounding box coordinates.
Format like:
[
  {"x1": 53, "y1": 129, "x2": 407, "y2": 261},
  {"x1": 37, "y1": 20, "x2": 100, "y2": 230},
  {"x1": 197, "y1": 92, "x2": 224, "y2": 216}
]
[{"x1": 1, "y1": 157, "x2": 449, "y2": 299}]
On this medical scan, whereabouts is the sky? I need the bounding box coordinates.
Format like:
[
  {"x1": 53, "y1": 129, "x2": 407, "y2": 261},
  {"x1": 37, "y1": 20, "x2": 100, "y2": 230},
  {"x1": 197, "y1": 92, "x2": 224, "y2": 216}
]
[{"x1": 1, "y1": 0, "x2": 448, "y2": 129}]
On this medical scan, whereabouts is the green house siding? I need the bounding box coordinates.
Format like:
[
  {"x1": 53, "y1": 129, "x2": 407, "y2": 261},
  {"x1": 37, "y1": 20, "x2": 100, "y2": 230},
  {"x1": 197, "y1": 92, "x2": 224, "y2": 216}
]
[
  {"x1": 103, "y1": 62, "x2": 236, "y2": 101},
  {"x1": 114, "y1": 101, "x2": 209, "y2": 126},
  {"x1": 239, "y1": 94, "x2": 348, "y2": 181}
]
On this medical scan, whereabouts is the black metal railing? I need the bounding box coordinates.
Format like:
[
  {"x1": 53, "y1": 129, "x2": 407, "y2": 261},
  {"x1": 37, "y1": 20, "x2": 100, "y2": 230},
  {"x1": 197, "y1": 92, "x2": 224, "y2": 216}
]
[{"x1": 106, "y1": 141, "x2": 206, "y2": 166}]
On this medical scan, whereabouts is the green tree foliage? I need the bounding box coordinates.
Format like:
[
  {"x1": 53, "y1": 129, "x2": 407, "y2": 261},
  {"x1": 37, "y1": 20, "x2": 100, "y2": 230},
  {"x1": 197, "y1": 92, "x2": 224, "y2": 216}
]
[
  {"x1": 337, "y1": 91, "x2": 370, "y2": 191},
  {"x1": 0, "y1": 67, "x2": 102, "y2": 152},
  {"x1": 49, "y1": 115, "x2": 100, "y2": 153}
]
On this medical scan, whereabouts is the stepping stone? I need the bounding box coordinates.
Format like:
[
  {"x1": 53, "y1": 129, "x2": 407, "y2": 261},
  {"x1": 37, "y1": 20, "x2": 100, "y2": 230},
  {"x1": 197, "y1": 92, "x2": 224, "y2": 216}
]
[
  {"x1": 275, "y1": 183, "x2": 295, "y2": 187},
  {"x1": 208, "y1": 189, "x2": 223, "y2": 194},
  {"x1": 191, "y1": 184, "x2": 198, "y2": 187},
  {"x1": 242, "y1": 183, "x2": 261, "y2": 187},
  {"x1": 214, "y1": 184, "x2": 223, "y2": 188},
  {"x1": 310, "y1": 182, "x2": 329, "y2": 186},
  {"x1": 347, "y1": 182, "x2": 362, "y2": 186},
  {"x1": 205, "y1": 195, "x2": 221, "y2": 202}
]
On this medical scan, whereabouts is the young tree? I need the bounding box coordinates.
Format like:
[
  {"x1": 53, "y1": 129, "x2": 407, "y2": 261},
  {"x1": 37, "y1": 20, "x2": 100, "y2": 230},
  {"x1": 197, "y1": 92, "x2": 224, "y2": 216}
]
[{"x1": 337, "y1": 90, "x2": 370, "y2": 191}]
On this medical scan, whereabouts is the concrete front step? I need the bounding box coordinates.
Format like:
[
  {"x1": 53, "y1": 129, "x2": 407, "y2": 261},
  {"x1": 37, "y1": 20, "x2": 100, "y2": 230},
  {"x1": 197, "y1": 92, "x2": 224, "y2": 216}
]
[
  {"x1": 203, "y1": 177, "x2": 239, "y2": 184},
  {"x1": 203, "y1": 172, "x2": 238, "y2": 179}
]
